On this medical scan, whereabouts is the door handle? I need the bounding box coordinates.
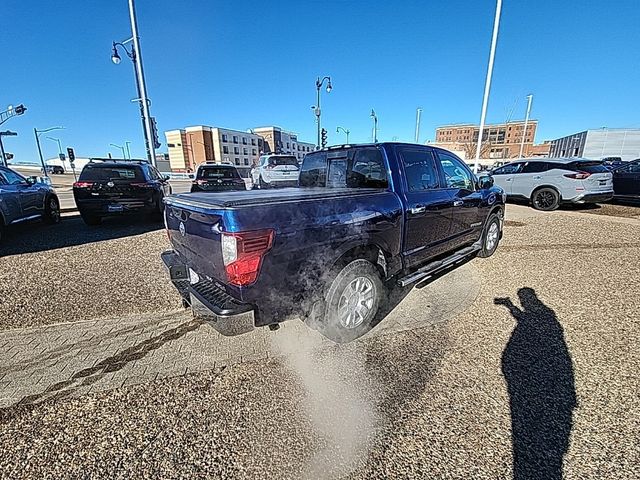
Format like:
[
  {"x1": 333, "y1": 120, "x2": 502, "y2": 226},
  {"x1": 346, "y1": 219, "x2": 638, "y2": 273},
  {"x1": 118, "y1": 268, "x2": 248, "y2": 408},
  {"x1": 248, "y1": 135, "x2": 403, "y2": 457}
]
[
  {"x1": 409, "y1": 206, "x2": 426, "y2": 215},
  {"x1": 505, "y1": 178, "x2": 512, "y2": 181},
  {"x1": 453, "y1": 200, "x2": 464, "y2": 207},
  {"x1": 533, "y1": 176, "x2": 542, "y2": 179}
]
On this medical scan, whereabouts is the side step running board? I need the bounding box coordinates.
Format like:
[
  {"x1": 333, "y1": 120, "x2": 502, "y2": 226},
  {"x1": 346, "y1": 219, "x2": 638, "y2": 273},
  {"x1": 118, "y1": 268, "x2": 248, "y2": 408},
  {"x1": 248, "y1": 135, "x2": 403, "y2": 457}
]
[{"x1": 396, "y1": 243, "x2": 481, "y2": 287}]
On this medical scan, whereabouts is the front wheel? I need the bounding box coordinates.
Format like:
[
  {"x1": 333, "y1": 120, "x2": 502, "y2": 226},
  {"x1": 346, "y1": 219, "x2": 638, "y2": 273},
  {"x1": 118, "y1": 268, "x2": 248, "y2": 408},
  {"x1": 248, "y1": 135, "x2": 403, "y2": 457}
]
[
  {"x1": 531, "y1": 188, "x2": 560, "y2": 211},
  {"x1": 316, "y1": 259, "x2": 384, "y2": 343},
  {"x1": 44, "y1": 196, "x2": 61, "y2": 224},
  {"x1": 478, "y1": 213, "x2": 502, "y2": 258}
]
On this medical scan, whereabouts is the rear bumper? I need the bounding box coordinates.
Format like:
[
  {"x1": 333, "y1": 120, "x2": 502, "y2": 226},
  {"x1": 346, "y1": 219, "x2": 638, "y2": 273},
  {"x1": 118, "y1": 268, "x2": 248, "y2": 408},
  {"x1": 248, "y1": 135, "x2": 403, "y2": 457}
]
[
  {"x1": 161, "y1": 250, "x2": 256, "y2": 336},
  {"x1": 568, "y1": 192, "x2": 614, "y2": 204},
  {"x1": 75, "y1": 197, "x2": 156, "y2": 215}
]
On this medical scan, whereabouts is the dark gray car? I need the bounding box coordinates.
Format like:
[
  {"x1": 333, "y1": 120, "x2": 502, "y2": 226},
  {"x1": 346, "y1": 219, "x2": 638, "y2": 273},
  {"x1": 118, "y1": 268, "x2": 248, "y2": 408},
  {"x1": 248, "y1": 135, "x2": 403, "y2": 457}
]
[{"x1": 0, "y1": 166, "x2": 61, "y2": 243}]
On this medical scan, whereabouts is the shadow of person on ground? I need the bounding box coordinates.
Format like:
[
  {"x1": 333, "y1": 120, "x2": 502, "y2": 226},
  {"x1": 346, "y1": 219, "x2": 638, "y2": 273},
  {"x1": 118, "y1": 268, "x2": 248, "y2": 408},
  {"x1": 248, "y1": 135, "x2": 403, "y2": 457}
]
[{"x1": 496, "y1": 288, "x2": 577, "y2": 480}]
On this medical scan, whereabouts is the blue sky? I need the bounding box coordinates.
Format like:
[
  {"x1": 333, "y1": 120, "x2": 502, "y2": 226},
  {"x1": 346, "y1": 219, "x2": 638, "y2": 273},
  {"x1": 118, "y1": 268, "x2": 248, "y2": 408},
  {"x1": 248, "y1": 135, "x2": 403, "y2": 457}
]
[{"x1": 3, "y1": 0, "x2": 639, "y2": 162}]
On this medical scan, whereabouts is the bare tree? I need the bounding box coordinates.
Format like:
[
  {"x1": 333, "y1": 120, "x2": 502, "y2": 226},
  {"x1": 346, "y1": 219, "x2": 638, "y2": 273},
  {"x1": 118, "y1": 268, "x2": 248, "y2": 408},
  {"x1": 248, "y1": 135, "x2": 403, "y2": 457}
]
[{"x1": 462, "y1": 141, "x2": 493, "y2": 160}]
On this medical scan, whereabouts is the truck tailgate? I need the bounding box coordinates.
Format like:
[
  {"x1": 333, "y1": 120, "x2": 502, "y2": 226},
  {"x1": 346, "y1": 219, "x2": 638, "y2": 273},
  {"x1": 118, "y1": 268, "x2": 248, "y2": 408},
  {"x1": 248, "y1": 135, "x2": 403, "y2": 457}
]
[{"x1": 164, "y1": 198, "x2": 227, "y2": 283}]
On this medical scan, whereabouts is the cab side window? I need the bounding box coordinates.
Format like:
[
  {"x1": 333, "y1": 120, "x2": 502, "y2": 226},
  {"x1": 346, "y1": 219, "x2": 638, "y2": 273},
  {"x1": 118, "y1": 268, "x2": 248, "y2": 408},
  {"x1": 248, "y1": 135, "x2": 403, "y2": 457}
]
[
  {"x1": 347, "y1": 148, "x2": 388, "y2": 188},
  {"x1": 436, "y1": 151, "x2": 475, "y2": 191},
  {"x1": 398, "y1": 147, "x2": 440, "y2": 192}
]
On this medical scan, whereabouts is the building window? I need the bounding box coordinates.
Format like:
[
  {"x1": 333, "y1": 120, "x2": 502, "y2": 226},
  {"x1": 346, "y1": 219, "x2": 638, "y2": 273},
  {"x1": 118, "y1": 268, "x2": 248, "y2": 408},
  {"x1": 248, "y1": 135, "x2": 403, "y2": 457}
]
[
  {"x1": 286, "y1": 142, "x2": 290, "y2": 149},
  {"x1": 242, "y1": 137, "x2": 247, "y2": 145},
  {"x1": 235, "y1": 158, "x2": 240, "y2": 165},
  {"x1": 244, "y1": 158, "x2": 249, "y2": 165},
  {"x1": 251, "y1": 138, "x2": 256, "y2": 146},
  {"x1": 222, "y1": 134, "x2": 228, "y2": 142},
  {"x1": 243, "y1": 148, "x2": 248, "y2": 155},
  {"x1": 252, "y1": 149, "x2": 257, "y2": 155},
  {"x1": 234, "y1": 147, "x2": 239, "y2": 154},
  {"x1": 223, "y1": 146, "x2": 229, "y2": 154},
  {"x1": 233, "y1": 135, "x2": 238, "y2": 143}
]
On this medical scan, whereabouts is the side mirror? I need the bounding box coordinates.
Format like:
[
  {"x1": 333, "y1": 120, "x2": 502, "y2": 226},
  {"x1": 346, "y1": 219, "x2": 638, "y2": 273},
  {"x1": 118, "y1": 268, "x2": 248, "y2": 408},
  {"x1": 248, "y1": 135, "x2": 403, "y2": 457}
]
[
  {"x1": 26, "y1": 176, "x2": 38, "y2": 185},
  {"x1": 479, "y1": 175, "x2": 494, "y2": 189},
  {"x1": 163, "y1": 175, "x2": 170, "y2": 181}
]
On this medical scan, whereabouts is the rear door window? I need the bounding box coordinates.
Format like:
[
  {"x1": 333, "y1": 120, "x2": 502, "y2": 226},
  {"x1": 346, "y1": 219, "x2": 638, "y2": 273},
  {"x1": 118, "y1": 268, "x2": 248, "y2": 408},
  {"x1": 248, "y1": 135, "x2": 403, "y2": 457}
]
[
  {"x1": 79, "y1": 165, "x2": 144, "y2": 182},
  {"x1": 348, "y1": 148, "x2": 388, "y2": 188},
  {"x1": 521, "y1": 162, "x2": 549, "y2": 173},
  {"x1": 398, "y1": 147, "x2": 440, "y2": 191},
  {"x1": 299, "y1": 152, "x2": 327, "y2": 187}
]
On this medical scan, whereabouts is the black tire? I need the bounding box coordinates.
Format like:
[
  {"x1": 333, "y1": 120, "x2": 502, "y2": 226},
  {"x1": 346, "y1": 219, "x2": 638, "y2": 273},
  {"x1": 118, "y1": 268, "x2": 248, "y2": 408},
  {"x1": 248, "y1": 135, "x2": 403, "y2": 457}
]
[
  {"x1": 151, "y1": 194, "x2": 164, "y2": 221},
  {"x1": 80, "y1": 212, "x2": 102, "y2": 226},
  {"x1": 316, "y1": 259, "x2": 384, "y2": 343},
  {"x1": 43, "y1": 196, "x2": 61, "y2": 224},
  {"x1": 259, "y1": 175, "x2": 268, "y2": 189},
  {"x1": 0, "y1": 220, "x2": 4, "y2": 245},
  {"x1": 531, "y1": 187, "x2": 560, "y2": 211},
  {"x1": 477, "y1": 213, "x2": 502, "y2": 258}
]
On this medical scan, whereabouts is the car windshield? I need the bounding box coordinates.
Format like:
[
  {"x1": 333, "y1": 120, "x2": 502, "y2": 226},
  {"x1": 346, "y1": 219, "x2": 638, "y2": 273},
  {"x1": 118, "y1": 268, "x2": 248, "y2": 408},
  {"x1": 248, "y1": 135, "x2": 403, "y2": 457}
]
[
  {"x1": 78, "y1": 165, "x2": 144, "y2": 182},
  {"x1": 197, "y1": 167, "x2": 240, "y2": 179}
]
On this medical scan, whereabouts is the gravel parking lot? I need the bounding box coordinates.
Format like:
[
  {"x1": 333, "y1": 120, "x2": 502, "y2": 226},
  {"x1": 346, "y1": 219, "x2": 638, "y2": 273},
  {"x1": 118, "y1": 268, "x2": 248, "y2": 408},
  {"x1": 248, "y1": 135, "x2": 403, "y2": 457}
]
[{"x1": 0, "y1": 204, "x2": 639, "y2": 479}]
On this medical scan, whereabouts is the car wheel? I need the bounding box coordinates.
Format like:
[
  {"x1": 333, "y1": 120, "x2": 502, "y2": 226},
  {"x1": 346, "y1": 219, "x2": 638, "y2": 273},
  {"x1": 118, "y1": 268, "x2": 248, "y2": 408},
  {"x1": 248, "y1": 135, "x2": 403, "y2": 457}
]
[
  {"x1": 317, "y1": 259, "x2": 384, "y2": 343},
  {"x1": 477, "y1": 213, "x2": 502, "y2": 258},
  {"x1": 44, "y1": 196, "x2": 61, "y2": 224},
  {"x1": 259, "y1": 175, "x2": 268, "y2": 189},
  {"x1": 531, "y1": 187, "x2": 560, "y2": 211},
  {"x1": 80, "y1": 212, "x2": 102, "y2": 226}
]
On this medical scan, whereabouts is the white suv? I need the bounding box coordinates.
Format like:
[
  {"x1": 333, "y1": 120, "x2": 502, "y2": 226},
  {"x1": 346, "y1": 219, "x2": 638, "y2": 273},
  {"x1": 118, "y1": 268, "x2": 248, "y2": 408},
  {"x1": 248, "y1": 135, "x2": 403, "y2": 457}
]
[
  {"x1": 491, "y1": 158, "x2": 613, "y2": 211},
  {"x1": 250, "y1": 154, "x2": 300, "y2": 189}
]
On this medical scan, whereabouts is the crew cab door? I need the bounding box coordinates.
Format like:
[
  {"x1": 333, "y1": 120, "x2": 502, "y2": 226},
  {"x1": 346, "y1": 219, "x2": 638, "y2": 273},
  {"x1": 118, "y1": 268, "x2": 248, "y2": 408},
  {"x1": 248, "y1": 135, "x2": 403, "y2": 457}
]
[
  {"x1": 434, "y1": 150, "x2": 483, "y2": 248},
  {"x1": 397, "y1": 145, "x2": 455, "y2": 268}
]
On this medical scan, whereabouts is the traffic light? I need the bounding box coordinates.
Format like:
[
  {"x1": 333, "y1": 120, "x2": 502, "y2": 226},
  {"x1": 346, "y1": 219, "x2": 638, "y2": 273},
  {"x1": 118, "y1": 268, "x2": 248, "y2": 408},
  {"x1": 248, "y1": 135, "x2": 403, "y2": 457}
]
[
  {"x1": 67, "y1": 147, "x2": 75, "y2": 162},
  {"x1": 14, "y1": 104, "x2": 27, "y2": 115},
  {"x1": 151, "y1": 117, "x2": 161, "y2": 149},
  {"x1": 321, "y1": 128, "x2": 327, "y2": 148}
]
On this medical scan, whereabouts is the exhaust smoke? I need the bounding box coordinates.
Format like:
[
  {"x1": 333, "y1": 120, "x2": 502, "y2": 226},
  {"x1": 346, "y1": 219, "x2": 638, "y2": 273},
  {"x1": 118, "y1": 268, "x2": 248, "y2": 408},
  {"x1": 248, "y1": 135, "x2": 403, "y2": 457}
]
[{"x1": 272, "y1": 327, "x2": 379, "y2": 479}]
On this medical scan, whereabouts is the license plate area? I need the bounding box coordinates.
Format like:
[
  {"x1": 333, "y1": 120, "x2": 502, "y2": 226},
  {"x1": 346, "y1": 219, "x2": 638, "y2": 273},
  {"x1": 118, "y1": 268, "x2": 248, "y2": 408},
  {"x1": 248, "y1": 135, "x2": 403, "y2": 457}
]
[{"x1": 108, "y1": 204, "x2": 124, "y2": 212}]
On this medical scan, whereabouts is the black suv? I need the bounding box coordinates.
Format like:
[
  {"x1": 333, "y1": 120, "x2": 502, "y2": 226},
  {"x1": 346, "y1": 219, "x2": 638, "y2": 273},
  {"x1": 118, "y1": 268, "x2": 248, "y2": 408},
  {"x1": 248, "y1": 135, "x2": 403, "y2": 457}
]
[
  {"x1": 73, "y1": 160, "x2": 172, "y2": 225},
  {"x1": 190, "y1": 163, "x2": 246, "y2": 193}
]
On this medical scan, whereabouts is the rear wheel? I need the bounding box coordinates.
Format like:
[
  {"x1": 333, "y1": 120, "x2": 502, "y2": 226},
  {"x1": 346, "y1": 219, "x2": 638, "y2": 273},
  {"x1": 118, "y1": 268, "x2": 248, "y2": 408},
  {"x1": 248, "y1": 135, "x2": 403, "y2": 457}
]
[
  {"x1": 316, "y1": 259, "x2": 384, "y2": 343},
  {"x1": 531, "y1": 187, "x2": 560, "y2": 211},
  {"x1": 80, "y1": 211, "x2": 102, "y2": 226},
  {"x1": 44, "y1": 196, "x2": 61, "y2": 224}
]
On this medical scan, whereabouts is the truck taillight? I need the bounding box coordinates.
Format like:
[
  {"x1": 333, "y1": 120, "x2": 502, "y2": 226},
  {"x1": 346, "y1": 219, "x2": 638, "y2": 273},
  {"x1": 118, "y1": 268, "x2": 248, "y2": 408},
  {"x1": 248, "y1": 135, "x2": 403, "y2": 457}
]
[
  {"x1": 564, "y1": 172, "x2": 591, "y2": 180},
  {"x1": 221, "y1": 229, "x2": 275, "y2": 286}
]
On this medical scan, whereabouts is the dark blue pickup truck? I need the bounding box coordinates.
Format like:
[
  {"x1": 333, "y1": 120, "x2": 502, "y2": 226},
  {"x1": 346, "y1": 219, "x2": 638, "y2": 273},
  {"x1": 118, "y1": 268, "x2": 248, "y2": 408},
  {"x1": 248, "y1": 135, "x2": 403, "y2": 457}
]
[{"x1": 162, "y1": 143, "x2": 505, "y2": 342}]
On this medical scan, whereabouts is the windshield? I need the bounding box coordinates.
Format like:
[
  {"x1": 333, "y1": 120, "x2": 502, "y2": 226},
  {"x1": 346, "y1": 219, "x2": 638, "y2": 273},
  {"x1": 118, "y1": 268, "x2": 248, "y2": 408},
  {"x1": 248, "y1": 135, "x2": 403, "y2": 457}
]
[
  {"x1": 79, "y1": 165, "x2": 144, "y2": 181},
  {"x1": 197, "y1": 167, "x2": 240, "y2": 179}
]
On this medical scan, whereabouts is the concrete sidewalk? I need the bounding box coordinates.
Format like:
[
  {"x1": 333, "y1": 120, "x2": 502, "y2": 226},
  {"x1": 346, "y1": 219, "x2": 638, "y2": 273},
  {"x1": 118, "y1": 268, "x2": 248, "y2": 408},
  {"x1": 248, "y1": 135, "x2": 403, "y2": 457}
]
[{"x1": 0, "y1": 264, "x2": 478, "y2": 408}]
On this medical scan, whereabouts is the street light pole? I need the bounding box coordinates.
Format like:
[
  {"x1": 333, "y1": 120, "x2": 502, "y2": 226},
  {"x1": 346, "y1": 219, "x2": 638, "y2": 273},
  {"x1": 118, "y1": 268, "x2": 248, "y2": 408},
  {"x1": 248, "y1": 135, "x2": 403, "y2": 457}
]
[
  {"x1": 518, "y1": 94, "x2": 533, "y2": 158},
  {"x1": 112, "y1": 0, "x2": 157, "y2": 167},
  {"x1": 474, "y1": 0, "x2": 503, "y2": 174},
  {"x1": 46, "y1": 136, "x2": 63, "y2": 155},
  {"x1": 415, "y1": 108, "x2": 422, "y2": 143},
  {"x1": 125, "y1": 141, "x2": 132, "y2": 159},
  {"x1": 34, "y1": 126, "x2": 64, "y2": 178},
  {"x1": 370, "y1": 109, "x2": 378, "y2": 143},
  {"x1": 336, "y1": 126, "x2": 350, "y2": 143},
  {"x1": 110, "y1": 143, "x2": 126, "y2": 158},
  {"x1": 314, "y1": 76, "x2": 332, "y2": 149}
]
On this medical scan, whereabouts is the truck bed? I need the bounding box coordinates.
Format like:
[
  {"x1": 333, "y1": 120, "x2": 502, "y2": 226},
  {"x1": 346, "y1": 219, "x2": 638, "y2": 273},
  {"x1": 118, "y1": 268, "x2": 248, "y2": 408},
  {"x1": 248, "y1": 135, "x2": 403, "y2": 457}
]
[{"x1": 168, "y1": 187, "x2": 385, "y2": 209}]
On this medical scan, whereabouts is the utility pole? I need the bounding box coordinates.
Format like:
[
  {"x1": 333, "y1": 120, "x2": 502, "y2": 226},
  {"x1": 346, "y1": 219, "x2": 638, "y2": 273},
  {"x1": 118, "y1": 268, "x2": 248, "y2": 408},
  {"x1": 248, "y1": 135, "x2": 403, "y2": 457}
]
[
  {"x1": 474, "y1": 0, "x2": 503, "y2": 174},
  {"x1": 518, "y1": 94, "x2": 533, "y2": 158},
  {"x1": 415, "y1": 108, "x2": 422, "y2": 143}
]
